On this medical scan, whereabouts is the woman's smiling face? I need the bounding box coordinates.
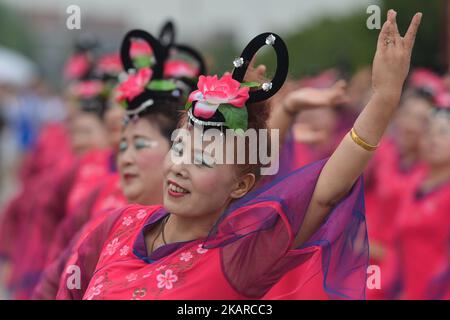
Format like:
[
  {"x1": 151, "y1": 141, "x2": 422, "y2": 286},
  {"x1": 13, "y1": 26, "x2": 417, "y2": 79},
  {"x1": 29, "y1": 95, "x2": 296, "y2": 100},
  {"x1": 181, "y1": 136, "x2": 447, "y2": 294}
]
[
  {"x1": 117, "y1": 118, "x2": 170, "y2": 205},
  {"x1": 162, "y1": 125, "x2": 256, "y2": 221}
]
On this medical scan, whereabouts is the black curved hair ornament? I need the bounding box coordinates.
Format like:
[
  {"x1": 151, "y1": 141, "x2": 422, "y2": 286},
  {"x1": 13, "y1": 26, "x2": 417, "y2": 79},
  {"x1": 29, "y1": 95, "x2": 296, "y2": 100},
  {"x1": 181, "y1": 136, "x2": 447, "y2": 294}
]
[
  {"x1": 121, "y1": 27, "x2": 205, "y2": 80},
  {"x1": 66, "y1": 34, "x2": 99, "y2": 81},
  {"x1": 232, "y1": 32, "x2": 289, "y2": 104},
  {"x1": 186, "y1": 32, "x2": 288, "y2": 131},
  {"x1": 120, "y1": 29, "x2": 166, "y2": 78},
  {"x1": 74, "y1": 75, "x2": 109, "y2": 119},
  {"x1": 159, "y1": 20, "x2": 205, "y2": 79},
  {"x1": 119, "y1": 29, "x2": 181, "y2": 113},
  {"x1": 171, "y1": 43, "x2": 207, "y2": 78},
  {"x1": 74, "y1": 33, "x2": 99, "y2": 53},
  {"x1": 158, "y1": 20, "x2": 176, "y2": 48}
]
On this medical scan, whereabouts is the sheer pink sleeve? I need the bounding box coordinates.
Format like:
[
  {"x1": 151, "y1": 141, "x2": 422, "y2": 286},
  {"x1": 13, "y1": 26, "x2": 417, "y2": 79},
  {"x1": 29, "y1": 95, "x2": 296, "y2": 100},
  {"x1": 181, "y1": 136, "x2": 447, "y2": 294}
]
[
  {"x1": 46, "y1": 186, "x2": 103, "y2": 265},
  {"x1": 32, "y1": 207, "x2": 126, "y2": 300}
]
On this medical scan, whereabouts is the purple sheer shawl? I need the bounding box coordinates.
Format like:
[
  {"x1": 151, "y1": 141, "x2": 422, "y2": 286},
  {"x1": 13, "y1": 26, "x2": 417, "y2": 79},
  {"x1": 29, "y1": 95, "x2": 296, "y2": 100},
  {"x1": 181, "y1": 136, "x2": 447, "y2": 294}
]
[{"x1": 204, "y1": 158, "x2": 368, "y2": 299}]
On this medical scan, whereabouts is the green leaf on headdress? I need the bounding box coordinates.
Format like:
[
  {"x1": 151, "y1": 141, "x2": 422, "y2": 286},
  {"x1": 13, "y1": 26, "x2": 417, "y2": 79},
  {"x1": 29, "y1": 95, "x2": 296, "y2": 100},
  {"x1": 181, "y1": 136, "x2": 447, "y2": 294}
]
[
  {"x1": 184, "y1": 100, "x2": 192, "y2": 110},
  {"x1": 100, "y1": 85, "x2": 112, "y2": 99},
  {"x1": 119, "y1": 100, "x2": 128, "y2": 109},
  {"x1": 240, "y1": 82, "x2": 260, "y2": 88},
  {"x1": 147, "y1": 80, "x2": 177, "y2": 91},
  {"x1": 133, "y1": 55, "x2": 153, "y2": 69},
  {"x1": 218, "y1": 104, "x2": 248, "y2": 132}
]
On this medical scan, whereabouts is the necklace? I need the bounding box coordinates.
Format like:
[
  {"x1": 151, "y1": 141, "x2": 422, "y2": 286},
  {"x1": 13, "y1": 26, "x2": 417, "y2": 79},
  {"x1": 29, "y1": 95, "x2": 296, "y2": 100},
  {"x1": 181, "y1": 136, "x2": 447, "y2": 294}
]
[
  {"x1": 149, "y1": 215, "x2": 170, "y2": 254},
  {"x1": 161, "y1": 215, "x2": 169, "y2": 245}
]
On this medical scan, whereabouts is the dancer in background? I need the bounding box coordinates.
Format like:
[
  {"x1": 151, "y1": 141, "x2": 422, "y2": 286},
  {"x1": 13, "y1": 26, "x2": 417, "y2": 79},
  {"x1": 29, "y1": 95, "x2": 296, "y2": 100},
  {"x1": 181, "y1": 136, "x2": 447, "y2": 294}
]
[
  {"x1": 364, "y1": 89, "x2": 433, "y2": 299},
  {"x1": 33, "y1": 26, "x2": 206, "y2": 299},
  {"x1": 3, "y1": 40, "x2": 115, "y2": 298},
  {"x1": 45, "y1": 20, "x2": 206, "y2": 265},
  {"x1": 393, "y1": 91, "x2": 450, "y2": 299},
  {"x1": 0, "y1": 36, "x2": 101, "y2": 269}
]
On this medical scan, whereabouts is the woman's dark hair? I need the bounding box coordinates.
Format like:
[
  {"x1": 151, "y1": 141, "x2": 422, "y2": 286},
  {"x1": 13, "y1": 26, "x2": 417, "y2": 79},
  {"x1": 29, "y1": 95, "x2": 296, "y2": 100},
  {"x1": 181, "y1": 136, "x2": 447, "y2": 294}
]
[
  {"x1": 401, "y1": 88, "x2": 435, "y2": 106},
  {"x1": 78, "y1": 96, "x2": 109, "y2": 120},
  {"x1": 235, "y1": 100, "x2": 272, "y2": 182},
  {"x1": 129, "y1": 98, "x2": 183, "y2": 142}
]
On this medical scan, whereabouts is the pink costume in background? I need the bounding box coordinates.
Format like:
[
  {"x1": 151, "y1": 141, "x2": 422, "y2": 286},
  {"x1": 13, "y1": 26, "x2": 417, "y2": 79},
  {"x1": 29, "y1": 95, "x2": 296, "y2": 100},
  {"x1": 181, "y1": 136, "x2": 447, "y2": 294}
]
[
  {"x1": 364, "y1": 138, "x2": 426, "y2": 299},
  {"x1": 45, "y1": 150, "x2": 125, "y2": 265},
  {"x1": 0, "y1": 123, "x2": 73, "y2": 262},
  {"x1": 31, "y1": 158, "x2": 125, "y2": 299},
  {"x1": 394, "y1": 169, "x2": 450, "y2": 299},
  {"x1": 19, "y1": 123, "x2": 72, "y2": 184},
  {"x1": 64, "y1": 149, "x2": 115, "y2": 216},
  {"x1": 6, "y1": 148, "x2": 113, "y2": 299},
  {"x1": 6, "y1": 154, "x2": 78, "y2": 299}
]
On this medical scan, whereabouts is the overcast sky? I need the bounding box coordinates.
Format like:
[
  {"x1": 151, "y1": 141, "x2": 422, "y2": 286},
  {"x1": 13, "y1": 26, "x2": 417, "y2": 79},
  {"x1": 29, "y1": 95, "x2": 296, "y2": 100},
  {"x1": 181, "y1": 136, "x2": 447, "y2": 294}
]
[{"x1": 3, "y1": 0, "x2": 378, "y2": 44}]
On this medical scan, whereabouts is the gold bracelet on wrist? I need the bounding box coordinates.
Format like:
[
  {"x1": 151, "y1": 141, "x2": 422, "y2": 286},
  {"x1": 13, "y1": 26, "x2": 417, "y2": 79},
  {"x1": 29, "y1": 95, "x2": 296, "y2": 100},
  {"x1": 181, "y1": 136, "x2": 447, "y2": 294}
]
[{"x1": 350, "y1": 127, "x2": 379, "y2": 152}]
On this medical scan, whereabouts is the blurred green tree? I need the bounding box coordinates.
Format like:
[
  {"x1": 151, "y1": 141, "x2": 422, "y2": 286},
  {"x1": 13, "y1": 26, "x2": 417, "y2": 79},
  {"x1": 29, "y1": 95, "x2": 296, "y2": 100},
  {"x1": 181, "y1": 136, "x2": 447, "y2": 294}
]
[
  {"x1": 259, "y1": 0, "x2": 444, "y2": 79},
  {"x1": 0, "y1": 2, "x2": 35, "y2": 58}
]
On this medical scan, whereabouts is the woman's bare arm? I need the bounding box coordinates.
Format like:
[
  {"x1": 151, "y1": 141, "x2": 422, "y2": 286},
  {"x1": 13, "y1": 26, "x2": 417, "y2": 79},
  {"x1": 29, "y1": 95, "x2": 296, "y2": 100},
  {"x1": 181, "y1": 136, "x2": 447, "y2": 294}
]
[{"x1": 295, "y1": 10, "x2": 422, "y2": 247}]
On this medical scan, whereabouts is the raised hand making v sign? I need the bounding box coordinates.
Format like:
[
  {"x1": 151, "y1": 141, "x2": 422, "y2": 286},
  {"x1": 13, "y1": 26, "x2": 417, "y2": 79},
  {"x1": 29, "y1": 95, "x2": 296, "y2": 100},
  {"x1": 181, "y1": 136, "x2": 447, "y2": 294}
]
[{"x1": 294, "y1": 9, "x2": 423, "y2": 247}]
